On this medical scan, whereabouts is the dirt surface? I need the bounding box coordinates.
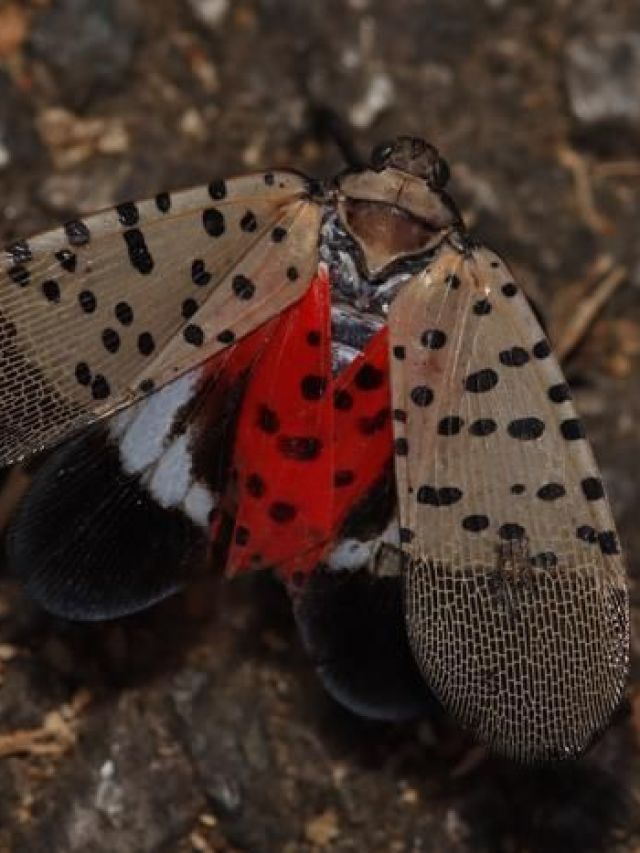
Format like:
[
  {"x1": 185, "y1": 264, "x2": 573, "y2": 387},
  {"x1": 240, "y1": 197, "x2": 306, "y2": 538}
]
[{"x1": 1, "y1": 0, "x2": 640, "y2": 850}]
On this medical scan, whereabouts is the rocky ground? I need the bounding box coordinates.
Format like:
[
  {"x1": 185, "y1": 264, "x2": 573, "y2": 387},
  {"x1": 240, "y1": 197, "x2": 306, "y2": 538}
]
[{"x1": 0, "y1": 0, "x2": 640, "y2": 850}]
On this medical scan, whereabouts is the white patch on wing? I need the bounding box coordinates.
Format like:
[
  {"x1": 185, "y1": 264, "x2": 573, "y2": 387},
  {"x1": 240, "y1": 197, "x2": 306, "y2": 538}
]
[
  {"x1": 115, "y1": 372, "x2": 198, "y2": 475},
  {"x1": 110, "y1": 369, "x2": 217, "y2": 528},
  {"x1": 146, "y1": 433, "x2": 191, "y2": 508},
  {"x1": 109, "y1": 405, "x2": 138, "y2": 440},
  {"x1": 183, "y1": 483, "x2": 216, "y2": 528}
]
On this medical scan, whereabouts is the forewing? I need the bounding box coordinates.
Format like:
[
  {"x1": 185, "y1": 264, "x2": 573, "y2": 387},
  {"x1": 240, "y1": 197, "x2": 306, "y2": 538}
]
[
  {"x1": 0, "y1": 172, "x2": 321, "y2": 466},
  {"x1": 388, "y1": 241, "x2": 629, "y2": 761}
]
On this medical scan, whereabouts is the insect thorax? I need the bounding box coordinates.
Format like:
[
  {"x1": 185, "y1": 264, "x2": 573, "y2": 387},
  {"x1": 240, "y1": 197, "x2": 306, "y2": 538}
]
[{"x1": 321, "y1": 206, "x2": 416, "y2": 374}]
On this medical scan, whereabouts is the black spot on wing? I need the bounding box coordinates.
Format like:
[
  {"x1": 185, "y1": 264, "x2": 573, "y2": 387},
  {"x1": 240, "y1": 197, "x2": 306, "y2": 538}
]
[
  {"x1": 300, "y1": 375, "x2": 328, "y2": 401},
  {"x1": 75, "y1": 362, "x2": 91, "y2": 386},
  {"x1": 208, "y1": 179, "x2": 226, "y2": 200},
  {"x1": 561, "y1": 418, "x2": 585, "y2": 441},
  {"x1": 438, "y1": 415, "x2": 464, "y2": 435},
  {"x1": 203, "y1": 208, "x2": 225, "y2": 237},
  {"x1": 499, "y1": 346, "x2": 529, "y2": 367},
  {"x1": 269, "y1": 501, "x2": 297, "y2": 523},
  {"x1": 55, "y1": 249, "x2": 77, "y2": 272},
  {"x1": 246, "y1": 473, "x2": 266, "y2": 498},
  {"x1": 277, "y1": 435, "x2": 323, "y2": 461},
  {"x1": 582, "y1": 477, "x2": 604, "y2": 501},
  {"x1": 533, "y1": 339, "x2": 551, "y2": 359},
  {"x1": 8, "y1": 265, "x2": 29, "y2": 287},
  {"x1": 334, "y1": 389, "x2": 353, "y2": 410},
  {"x1": 508, "y1": 417, "x2": 545, "y2": 440},
  {"x1": 411, "y1": 385, "x2": 434, "y2": 407},
  {"x1": 416, "y1": 485, "x2": 463, "y2": 506},
  {"x1": 598, "y1": 530, "x2": 620, "y2": 556},
  {"x1": 138, "y1": 332, "x2": 155, "y2": 356},
  {"x1": 101, "y1": 328, "x2": 120, "y2": 354},
  {"x1": 465, "y1": 369, "x2": 498, "y2": 393},
  {"x1": 334, "y1": 469, "x2": 355, "y2": 487},
  {"x1": 6, "y1": 239, "x2": 32, "y2": 264},
  {"x1": 462, "y1": 514, "x2": 489, "y2": 532},
  {"x1": 549, "y1": 383, "x2": 571, "y2": 403},
  {"x1": 355, "y1": 363, "x2": 384, "y2": 391},
  {"x1": 155, "y1": 192, "x2": 171, "y2": 213},
  {"x1": 78, "y1": 290, "x2": 97, "y2": 313},
  {"x1": 469, "y1": 418, "x2": 497, "y2": 436},
  {"x1": 257, "y1": 405, "x2": 280, "y2": 434},
  {"x1": 91, "y1": 374, "x2": 110, "y2": 400},
  {"x1": 394, "y1": 438, "x2": 409, "y2": 456},
  {"x1": 498, "y1": 522, "x2": 526, "y2": 540},
  {"x1": 123, "y1": 229, "x2": 154, "y2": 274},
  {"x1": 184, "y1": 324, "x2": 204, "y2": 346},
  {"x1": 421, "y1": 329, "x2": 447, "y2": 349},
  {"x1": 65, "y1": 219, "x2": 91, "y2": 246},
  {"x1": 232, "y1": 274, "x2": 256, "y2": 300},
  {"x1": 42, "y1": 279, "x2": 60, "y2": 303},
  {"x1": 537, "y1": 482, "x2": 566, "y2": 501},
  {"x1": 191, "y1": 259, "x2": 212, "y2": 286},
  {"x1": 473, "y1": 299, "x2": 492, "y2": 315},
  {"x1": 577, "y1": 525, "x2": 598, "y2": 544},
  {"x1": 115, "y1": 301, "x2": 134, "y2": 325},
  {"x1": 182, "y1": 298, "x2": 198, "y2": 319},
  {"x1": 116, "y1": 202, "x2": 140, "y2": 227},
  {"x1": 240, "y1": 210, "x2": 258, "y2": 232}
]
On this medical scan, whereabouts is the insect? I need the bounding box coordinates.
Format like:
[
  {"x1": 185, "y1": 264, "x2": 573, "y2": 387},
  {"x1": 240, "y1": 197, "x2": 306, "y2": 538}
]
[{"x1": 0, "y1": 137, "x2": 628, "y2": 762}]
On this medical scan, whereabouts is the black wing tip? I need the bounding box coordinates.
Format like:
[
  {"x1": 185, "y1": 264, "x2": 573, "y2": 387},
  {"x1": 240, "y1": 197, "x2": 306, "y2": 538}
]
[
  {"x1": 293, "y1": 566, "x2": 437, "y2": 722},
  {"x1": 8, "y1": 427, "x2": 206, "y2": 621}
]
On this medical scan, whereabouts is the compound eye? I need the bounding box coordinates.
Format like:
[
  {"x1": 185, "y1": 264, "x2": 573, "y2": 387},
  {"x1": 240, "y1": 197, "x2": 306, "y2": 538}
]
[
  {"x1": 370, "y1": 141, "x2": 394, "y2": 170},
  {"x1": 430, "y1": 157, "x2": 450, "y2": 189}
]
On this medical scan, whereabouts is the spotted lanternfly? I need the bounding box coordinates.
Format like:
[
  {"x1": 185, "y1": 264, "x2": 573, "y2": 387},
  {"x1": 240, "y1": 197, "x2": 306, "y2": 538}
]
[{"x1": 0, "y1": 137, "x2": 628, "y2": 762}]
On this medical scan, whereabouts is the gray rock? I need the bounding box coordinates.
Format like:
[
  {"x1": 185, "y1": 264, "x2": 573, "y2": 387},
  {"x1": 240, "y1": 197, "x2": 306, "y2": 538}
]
[
  {"x1": 566, "y1": 31, "x2": 640, "y2": 129},
  {"x1": 29, "y1": 0, "x2": 141, "y2": 110},
  {"x1": 12, "y1": 697, "x2": 204, "y2": 852},
  {"x1": 187, "y1": 0, "x2": 229, "y2": 29}
]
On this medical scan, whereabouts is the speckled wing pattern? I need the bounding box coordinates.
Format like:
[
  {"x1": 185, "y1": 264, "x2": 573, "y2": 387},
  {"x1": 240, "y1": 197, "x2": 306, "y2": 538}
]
[
  {"x1": 0, "y1": 172, "x2": 321, "y2": 466},
  {"x1": 388, "y1": 241, "x2": 628, "y2": 761}
]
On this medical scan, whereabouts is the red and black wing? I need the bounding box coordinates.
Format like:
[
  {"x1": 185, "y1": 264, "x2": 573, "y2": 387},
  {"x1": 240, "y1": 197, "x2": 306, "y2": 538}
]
[{"x1": 4, "y1": 171, "x2": 324, "y2": 618}]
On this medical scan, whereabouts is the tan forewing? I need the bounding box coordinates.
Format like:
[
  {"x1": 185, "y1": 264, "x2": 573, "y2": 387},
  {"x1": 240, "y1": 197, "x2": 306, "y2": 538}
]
[
  {"x1": 388, "y1": 241, "x2": 628, "y2": 761},
  {"x1": 0, "y1": 172, "x2": 322, "y2": 465}
]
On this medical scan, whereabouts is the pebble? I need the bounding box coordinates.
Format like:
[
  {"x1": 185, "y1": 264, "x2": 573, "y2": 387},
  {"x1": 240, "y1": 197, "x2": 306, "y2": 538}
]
[
  {"x1": 179, "y1": 107, "x2": 207, "y2": 140},
  {"x1": 565, "y1": 32, "x2": 640, "y2": 129},
  {"x1": 36, "y1": 108, "x2": 130, "y2": 169},
  {"x1": 349, "y1": 71, "x2": 395, "y2": 128},
  {"x1": 304, "y1": 809, "x2": 340, "y2": 847},
  {"x1": 187, "y1": 0, "x2": 229, "y2": 29},
  {"x1": 30, "y1": 0, "x2": 141, "y2": 109}
]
